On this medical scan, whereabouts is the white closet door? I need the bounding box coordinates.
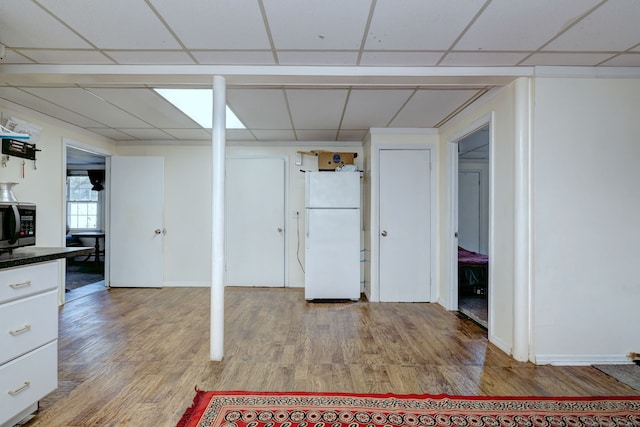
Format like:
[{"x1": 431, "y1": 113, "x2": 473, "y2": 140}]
[{"x1": 379, "y1": 149, "x2": 432, "y2": 302}]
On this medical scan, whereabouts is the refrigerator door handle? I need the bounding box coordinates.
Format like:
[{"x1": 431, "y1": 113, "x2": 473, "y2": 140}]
[{"x1": 305, "y1": 209, "x2": 310, "y2": 249}]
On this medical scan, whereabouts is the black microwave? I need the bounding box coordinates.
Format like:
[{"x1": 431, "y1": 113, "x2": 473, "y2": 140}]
[{"x1": 0, "y1": 202, "x2": 36, "y2": 252}]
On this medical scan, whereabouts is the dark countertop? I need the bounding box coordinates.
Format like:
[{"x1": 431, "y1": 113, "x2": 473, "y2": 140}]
[{"x1": 0, "y1": 246, "x2": 94, "y2": 270}]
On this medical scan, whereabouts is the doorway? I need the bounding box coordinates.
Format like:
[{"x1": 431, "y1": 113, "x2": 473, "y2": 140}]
[
  {"x1": 64, "y1": 146, "x2": 107, "y2": 301},
  {"x1": 456, "y1": 124, "x2": 490, "y2": 327}
]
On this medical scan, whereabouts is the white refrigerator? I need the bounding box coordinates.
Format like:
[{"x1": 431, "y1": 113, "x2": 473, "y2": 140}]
[{"x1": 304, "y1": 171, "x2": 361, "y2": 300}]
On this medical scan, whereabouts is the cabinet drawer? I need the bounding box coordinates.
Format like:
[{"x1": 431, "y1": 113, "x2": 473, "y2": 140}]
[
  {"x1": 0, "y1": 290, "x2": 58, "y2": 365},
  {"x1": 0, "y1": 262, "x2": 59, "y2": 304},
  {"x1": 0, "y1": 341, "x2": 57, "y2": 427}
]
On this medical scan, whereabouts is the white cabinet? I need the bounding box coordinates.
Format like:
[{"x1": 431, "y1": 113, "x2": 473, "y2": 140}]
[{"x1": 0, "y1": 261, "x2": 59, "y2": 427}]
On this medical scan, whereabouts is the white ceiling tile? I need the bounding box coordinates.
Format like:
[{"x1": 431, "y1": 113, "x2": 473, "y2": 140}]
[
  {"x1": 277, "y1": 51, "x2": 359, "y2": 66},
  {"x1": 89, "y1": 88, "x2": 200, "y2": 128},
  {"x1": 390, "y1": 90, "x2": 481, "y2": 127},
  {"x1": 342, "y1": 89, "x2": 413, "y2": 129},
  {"x1": 162, "y1": 128, "x2": 211, "y2": 140},
  {"x1": 599, "y1": 54, "x2": 640, "y2": 67},
  {"x1": 366, "y1": 0, "x2": 485, "y2": 50},
  {"x1": 0, "y1": 87, "x2": 105, "y2": 128},
  {"x1": 37, "y1": 0, "x2": 181, "y2": 49},
  {"x1": 1, "y1": 49, "x2": 35, "y2": 64},
  {"x1": 17, "y1": 50, "x2": 114, "y2": 65},
  {"x1": 456, "y1": 0, "x2": 602, "y2": 51},
  {"x1": 337, "y1": 129, "x2": 368, "y2": 142},
  {"x1": 263, "y1": 0, "x2": 372, "y2": 50},
  {"x1": 520, "y1": 52, "x2": 614, "y2": 66},
  {"x1": 227, "y1": 89, "x2": 291, "y2": 129},
  {"x1": 23, "y1": 87, "x2": 150, "y2": 128},
  {"x1": 286, "y1": 89, "x2": 348, "y2": 129},
  {"x1": 227, "y1": 129, "x2": 257, "y2": 141},
  {"x1": 545, "y1": 0, "x2": 640, "y2": 51},
  {"x1": 149, "y1": 0, "x2": 271, "y2": 49},
  {"x1": 116, "y1": 128, "x2": 174, "y2": 140},
  {"x1": 108, "y1": 51, "x2": 196, "y2": 65},
  {"x1": 252, "y1": 130, "x2": 297, "y2": 140},
  {"x1": 359, "y1": 51, "x2": 443, "y2": 66},
  {"x1": 86, "y1": 128, "x2": 137, "y2": 140},
  {"x1": 440, "y1": 52, "x2": 529, "y2": 66},
  {"x1": 192, "y1": 51, "x2": 276, "y2": 65},
  {"x1": 295, "y1": 130, "x2": 339, "y2": 141},
  {"x1": 0, "y1": 0, "x2": 92, "y2": 48}
]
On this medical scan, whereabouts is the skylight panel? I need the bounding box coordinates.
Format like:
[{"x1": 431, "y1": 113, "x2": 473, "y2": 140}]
[{"x1": 154, "y1": 88, "x2": 245, "y2": 129}]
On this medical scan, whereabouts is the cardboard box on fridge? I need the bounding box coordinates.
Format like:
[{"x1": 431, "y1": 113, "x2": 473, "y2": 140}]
[{"x1": 315, "y1": 151, "x2": 357, "y2": 171}]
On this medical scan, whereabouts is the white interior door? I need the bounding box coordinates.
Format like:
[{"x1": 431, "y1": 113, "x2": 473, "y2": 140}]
[
  {"x1": 225, "y1": 157, "x2": 285, "y2": 287},
  {"x1": 458, "y1": 170, "x2": 481, "y2": 253},
  {"x1": 379, "y1": 149, "x2": 432, "y2": 302},
  {"x1": 110, "y1": 156, "x2": 164, "y2": 287}
]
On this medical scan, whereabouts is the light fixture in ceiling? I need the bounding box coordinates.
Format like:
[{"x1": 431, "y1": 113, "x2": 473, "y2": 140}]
[{"x1": 154, "y1": 88, "x2": 245, "y2": 129}]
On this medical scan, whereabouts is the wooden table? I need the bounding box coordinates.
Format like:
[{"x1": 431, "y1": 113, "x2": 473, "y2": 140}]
[{"x1": 71, "y1": 231, "x2": 105, "y2": 266}]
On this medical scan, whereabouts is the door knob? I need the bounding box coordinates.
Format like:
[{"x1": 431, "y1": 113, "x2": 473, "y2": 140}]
[
  {"x1": 155, "y1": 229, "x2": 162, "y2": 235},
  {"x1": 277, "y1": 227, "x2": 283, "y2": 232},
  {"x1": 381, "y1": 230, "x2": 388, "y2": 237}
]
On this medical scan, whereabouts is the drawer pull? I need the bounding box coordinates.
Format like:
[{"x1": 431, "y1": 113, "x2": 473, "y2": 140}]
[
  {"x1": 8, "y1": 381, "x2": 31, "y2": 396},
  {"x1": 9, "y1": 280, "x2": 32, "y2": 289},
  {"x1": 9, "y1": 324, "x2": 32, "y2": 335}
]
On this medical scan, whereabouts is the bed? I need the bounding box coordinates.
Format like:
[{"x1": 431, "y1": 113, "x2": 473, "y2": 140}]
[{"x1": 458, "y1": 246, "x2": 488, "y2": 296}]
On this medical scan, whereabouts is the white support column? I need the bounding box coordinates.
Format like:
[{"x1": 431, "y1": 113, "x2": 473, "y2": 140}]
[
  {"x1": 513, "y1": 77, "x2": 532, "y2": 362},
  {"x1": 210, "y1": 75, "x2": 226, "y2": 361}
]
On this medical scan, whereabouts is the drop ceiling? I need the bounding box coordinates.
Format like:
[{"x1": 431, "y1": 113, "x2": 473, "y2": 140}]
[{"x1": 1, "y1": 0, "x2": 639, "y2": 144}]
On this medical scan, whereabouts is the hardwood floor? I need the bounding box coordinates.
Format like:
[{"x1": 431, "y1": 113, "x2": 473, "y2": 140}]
[{"x1": 26, "y1": 287, "x2": 637, "y2": 427}]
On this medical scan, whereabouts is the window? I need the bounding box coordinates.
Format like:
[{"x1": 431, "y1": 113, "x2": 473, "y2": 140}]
[{"x1": 67, "y1": 176, "x2": 99, "y2": 229}]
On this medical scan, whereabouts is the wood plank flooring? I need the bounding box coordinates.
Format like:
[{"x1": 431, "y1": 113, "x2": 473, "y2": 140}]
[{"x1": 26, "y1": 287, "x2": 637, "y2": 427}]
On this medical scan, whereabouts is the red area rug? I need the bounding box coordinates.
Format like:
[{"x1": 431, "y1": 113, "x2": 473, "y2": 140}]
[{"x1": 177, "y1": 390, "x2": 640, "y2": 427}]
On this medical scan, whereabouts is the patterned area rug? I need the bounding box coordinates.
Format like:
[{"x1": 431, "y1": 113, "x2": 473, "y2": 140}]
[{"x1": 176, "y1": 390, "x2": 640, "y2": 427}]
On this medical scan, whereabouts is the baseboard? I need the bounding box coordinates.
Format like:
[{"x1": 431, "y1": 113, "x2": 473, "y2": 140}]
[{"x1": 534, "y1": 354, "x2": 632, "y2": 366}]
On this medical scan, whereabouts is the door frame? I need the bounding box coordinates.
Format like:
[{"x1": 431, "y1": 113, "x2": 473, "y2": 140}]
[
  {"x1": 369, "y1": 138, "x2": 438, "y2": 302},
  {"x1": 445, "y1": 113, "x2": 493, "y2": 325},
  {"x1": 61, "y1": 138, "x2": 111, "y2": 304},
  {"x1": 224, "y1": 155, "x2": 289, "y2": 287}
]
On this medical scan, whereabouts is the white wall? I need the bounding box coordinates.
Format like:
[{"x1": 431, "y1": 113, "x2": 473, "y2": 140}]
[
  {"x1": 0, "y1": 102, "x2": 116, "y2": 246},
  {"x1": 118, "y1": 143, "x2": 362, "y2": 288},
  {"x1": 439, "y1": 84, "x2": 516, "y2": 356},
  {"x1": 532, "y1": 78, "x2": 640, "y2": 364},
  {"x1": 115, "y1": 145, "x2": 212, "y2": 287}
]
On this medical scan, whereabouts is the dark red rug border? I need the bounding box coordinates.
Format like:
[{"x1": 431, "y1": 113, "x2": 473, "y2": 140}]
[{"x1": 176, "y1": 388, "x2": 640, "y2": 427}]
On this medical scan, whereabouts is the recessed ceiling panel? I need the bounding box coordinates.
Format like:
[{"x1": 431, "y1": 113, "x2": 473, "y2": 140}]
[
  {"x1": 390, "y1": 90, "x2": 481, "y2": 127},
  {"x1": 600, "y1": 54, "x2": 640, "y2": 67},
  {"x1": 337, "y1": 129, "x2": 368, "y2": 142},
  {"x1": 545, "y1": 0, "x2": 640, "y2": 51},
  {"x1": 149, "y1": 0, "x2": 271, "y2": 49},
  {"x1": 37, "y1": 0, "x2": 181, "y2": 49},
  {"x1": 86, "y1": 128, "x2": 138, "y2": 140},
  {"x1": 365, "y1": 0, "x2": 485, "y2": 50},
  {"x1": 455, "y1": 0, "x2": 602, "y2": 51},
  {"x1": 227, "y1": 129, "x2": 257, "y2": 141},
  {"x1": 286, "y1": 89, "x2": 348, "y2": 129},
  {"x1": 88, "y1": 88, "x2": 201, "y2": 128},
  {"x1": 342, "y1": 89, "x2": 413, "y2": 129},
  {"x1": 227, "y1": 89, "x2": 291, "y2": 129},
  {"x1": 23, "y1": 87, "x2": 150, "y2": 128},
  {"x1": 0, "y1": 0, "x2": 93, "y2": 49},
  {"x1": 263, "y1": 0, "x2": 372, "y2": 50}
]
